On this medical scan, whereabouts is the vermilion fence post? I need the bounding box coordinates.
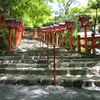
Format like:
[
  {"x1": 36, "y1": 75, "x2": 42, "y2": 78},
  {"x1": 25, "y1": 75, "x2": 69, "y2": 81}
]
[
  {"x1": 56, "y1": 32, "x2": 59, "y2": 45},
  {"x1": 47, "y1": 42, "x2": 49, "y2": 68},
  {"x1": 14, "y1": 29, "x2": 18, "y2": 49},
  {"x1": 52, "y1": 32, "x2": 54, "y2": 44},
  {"x1": 8, "y1": 29, "x2": 12, "y2": 51},
  {"x1": 92, "y1": 34, "x2": 96, "y2": 54},
  {"x1": 69, "y1": 29, "x2": 72, "y2": 50},
  {"x1": 78, "y1": 35, "x2": 81, "y2": 52},
  {"x1": 62, "y1": 30, "x2": 64, "y2": 47},
  {"x1": 53, "y1": 44, "x2": 56, "y2": 86},
  {"x1": 84, "y1": 26, "x2": 88, "y2": 53},
  {"x1": 48, "y1": 33, "x2": 50, "y2": 43}
]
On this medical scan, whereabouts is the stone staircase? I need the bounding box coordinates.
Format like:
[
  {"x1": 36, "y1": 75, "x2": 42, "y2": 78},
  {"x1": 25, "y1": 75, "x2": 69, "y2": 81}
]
[{"x1": 0, "y1": 34, "x2": 100, "y2": 88}]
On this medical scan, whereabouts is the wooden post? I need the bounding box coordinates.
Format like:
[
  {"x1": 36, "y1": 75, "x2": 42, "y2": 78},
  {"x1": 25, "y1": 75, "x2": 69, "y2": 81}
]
[
  {"x1": 92, "y1": 34, "x2": 96, "y2": 54},
  {"x1": 53, "y1": 44, "x2": 56, "y2": 86},
  {"x1": 52, "y1": 32, "x2": 54, "y2": 44},
  {"x1": 14, "y1": 29, "x2": 18, "y2": 49},
  {"x1": 69, "y1": 29, "x2": 72, "y2": 50},
  {"x1": 56, "y1": 32, "x2": 59, "y2": 45},
  {"x1": 84, "y1": 26, "x2": 88, "y2": 53},
  {"x1": 8, "y1": 29, "x2": 12, "y2": 51},
  {"x1": 78, "y1": 35, "x2": 81, "y2": 52},
  {"x1": 62, "y1": 30, "x2": 64, "y2": 47}
]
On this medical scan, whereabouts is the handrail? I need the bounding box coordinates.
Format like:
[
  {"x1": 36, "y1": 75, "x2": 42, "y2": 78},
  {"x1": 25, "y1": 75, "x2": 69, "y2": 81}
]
[
  {"x1": 31, "y1": 23, "x2": 74, "y2": 86},
  {"x1": 53, "y1": 44, "x2": 56, "y2": 86}
]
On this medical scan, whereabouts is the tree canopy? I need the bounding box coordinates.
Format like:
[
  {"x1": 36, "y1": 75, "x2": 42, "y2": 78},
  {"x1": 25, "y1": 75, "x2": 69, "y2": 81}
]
[
  {"x1": 88, "y1": 0, "x2": 100, "y2": 34},
  {"x1": 0, "y1": 0, "x2": 52, "y2": 28}
]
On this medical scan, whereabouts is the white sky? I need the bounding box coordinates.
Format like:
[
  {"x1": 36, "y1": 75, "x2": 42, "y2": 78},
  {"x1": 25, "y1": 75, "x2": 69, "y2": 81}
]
[
  {"x1": 49, "y1": 0, "x2": 88, "y2": 15},
  {"x1": 77, "y1": 0, "x2": 88, "y2": 4}
]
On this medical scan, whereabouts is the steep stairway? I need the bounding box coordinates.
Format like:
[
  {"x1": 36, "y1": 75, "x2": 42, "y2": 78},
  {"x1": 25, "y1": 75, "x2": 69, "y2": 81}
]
[{"x1": 0, "y1": 34, "x2": 100, "y2": 88}]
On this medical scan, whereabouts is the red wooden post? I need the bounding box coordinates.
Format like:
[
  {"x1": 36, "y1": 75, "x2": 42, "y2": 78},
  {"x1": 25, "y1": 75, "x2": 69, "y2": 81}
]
[
  {"x1": 54, "y1": 24, "x2": 59, "y2": 46},
  {"x1": 14, "y1": 29, "x2": 18, "y2": 49},
  {"x1": 59, "y1": 23, "x2": 66, "y2": 47},
  {"x1": 47, "y1": 33, "x2": 48, "y2": 43},
  {"x1": 56, "y1": 32, "x2": 59, "y2": 45},
  {"x1": 47, "y1": 42, "x2": 49, "y2": 68},
  {"x1": 65, "y1": 20, "x2": 74, "y2": 50},
  {"x1": 78, "y1": 35, "x2": 81, "y2": 52},
  {"x1": 19, "y1": 30, "x2": 22, "y2": 44},
  {"x1": 45, "y1": 32, "x2": 48, "y2": 42},
  {"x1": 84, "y1": 26, "x2": 88, "y2": 53},
  {"x1": 62, "y1": 30, "x2": 64, "y2": 47},
  {"x1": 92, "y1": 34, "x2": 96, "y2": 54},
  {"x1": 8, "y1": 29, "x2": 12, "y2": 51},
  {"x1": 48, "y1": 32, "x2": 50, "y2": 43},
  {"x1": 69, "y1": 29, "x2": 72, "y2": 50},
  {"x1": 52, "y1": 32, "x2": 54, "y2": 44},
  {"x1": 53, "y1": 44, "x2": 56, "y2": 86}
]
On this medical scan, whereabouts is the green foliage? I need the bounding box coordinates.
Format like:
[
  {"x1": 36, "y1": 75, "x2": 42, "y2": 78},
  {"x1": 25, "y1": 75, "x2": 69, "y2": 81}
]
[
  {"x1": 0, "y1": 28, "x2": 8, "y2": 50},
  {"x1": 88, "y1": 0, "x2": 100, "y2": 34},
  {"x1": 0, "y1": 0, "x2": 53, "y2": 28}
]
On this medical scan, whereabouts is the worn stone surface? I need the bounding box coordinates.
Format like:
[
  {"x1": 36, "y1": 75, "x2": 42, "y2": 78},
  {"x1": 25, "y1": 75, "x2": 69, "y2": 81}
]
[
  {"x1": 0, "y1": 34, "x2": 100, "y2": 87},
  {"x1": 94, "y1": 81, "x2": 100, "y2": 87},
  {"x1": 69, "y1": 69, "x2": 87, "y2": 75},
  {"x1": 73, "y1": 80, "x2": 84, "y2": 88}
]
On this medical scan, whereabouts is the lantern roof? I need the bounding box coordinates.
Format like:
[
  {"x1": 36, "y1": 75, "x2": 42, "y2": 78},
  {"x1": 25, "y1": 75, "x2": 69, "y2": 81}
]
[
  {"x1": 54, "y1": 24, "x2": 59, "y2": 28},
  {"x1": 78, "y1": 15, "x2": 91, "y2": 22},
  {"x1": 49, "y1": 25, "x2": 54, "y2": 29},
  {"x1": 79, "y1": 15, "x2": 91, "y2": 18},
  {"x1": 5, "y1": 18, "x2": 16, "y2": 21},
  {"x1": 59, "y1": 23, "x2": 65, "y2": 25},
  {"x1": 54, "y1": 24, "x2": 58, "y2": 26},
  {"x1": 65, "y1": 20, "x2": 75, "y2": 24}
]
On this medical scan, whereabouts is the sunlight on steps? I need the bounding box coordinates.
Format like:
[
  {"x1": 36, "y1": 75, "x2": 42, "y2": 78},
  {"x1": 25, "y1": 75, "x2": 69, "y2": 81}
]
[{"x1": 0, "y1": 34, "x2": 99, "y2": 89}]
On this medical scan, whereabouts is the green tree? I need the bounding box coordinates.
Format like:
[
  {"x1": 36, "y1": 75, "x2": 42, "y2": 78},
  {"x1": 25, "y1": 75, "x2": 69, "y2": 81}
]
[
  {"x1": 0, "y1": 0, "x2": 53, "y2": 50},
  {"x1": 0, "y1": 0, "x2": 52, "y2": 28},
  {"x1": 88, "y1": 0, "x2": 100, "y2": 34}
]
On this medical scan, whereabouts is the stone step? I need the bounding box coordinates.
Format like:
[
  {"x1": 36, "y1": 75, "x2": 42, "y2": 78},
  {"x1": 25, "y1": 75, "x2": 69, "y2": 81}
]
[
  {"x1": 0, "y1": 61, "x2": 99, "y2": 68},
  {"x1": 0, "y1": 59, "x2": 48, "y2": 64},
  {"x1": 0, "y1": 63, "x2": 48, "y2": 68},
  {"x1": 0, "y1": 56, "x2": 47, "y2": 60},
  {"x1": 50, "y1": 62, "x2": 100, "y2": 68},
  {"x1": 0, "y1": 74, "x2": 100, "y2": 87},
  {"x1": 0, "y1": 34, "x2": 100, "y2": 88},
  {"x1": 49, "y1": 58, "x2": 100, "y2": 62},
  {"x1": 0, "y1": 67, "x2": 99, "y2": 75},
  {"x1": 0, "y1": 52, "x2": 80, "y2": 57},
  {"x1": 1, "y1": 49, "x2": 99, "y2": 57},
  {"x1": 0, "y1": 55, "x2": 99, "y2": 61},
  {"x1": 0, "y1": 58, "x2": 99, "y2": 64}
]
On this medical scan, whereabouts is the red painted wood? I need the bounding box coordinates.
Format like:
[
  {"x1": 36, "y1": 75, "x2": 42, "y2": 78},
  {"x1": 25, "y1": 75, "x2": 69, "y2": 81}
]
[{"x1": 8, "y1": 29, "x2": 12, "y2": 51}]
